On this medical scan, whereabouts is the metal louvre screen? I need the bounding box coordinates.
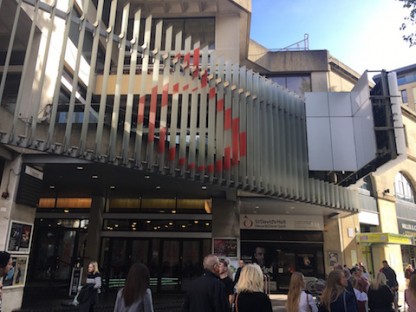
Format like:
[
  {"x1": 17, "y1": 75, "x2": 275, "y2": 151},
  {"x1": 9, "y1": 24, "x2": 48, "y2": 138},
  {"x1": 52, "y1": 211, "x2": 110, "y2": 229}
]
[{"x1": 0, "y1": 0, "x2": 358, "y2": 212}]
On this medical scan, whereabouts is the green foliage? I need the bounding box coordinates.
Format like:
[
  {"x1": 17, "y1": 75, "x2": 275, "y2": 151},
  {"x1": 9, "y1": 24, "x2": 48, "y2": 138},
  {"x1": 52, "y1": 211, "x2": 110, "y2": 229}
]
[{"x1": 398, "y1": 0, "x2": 416, "y2": 46}]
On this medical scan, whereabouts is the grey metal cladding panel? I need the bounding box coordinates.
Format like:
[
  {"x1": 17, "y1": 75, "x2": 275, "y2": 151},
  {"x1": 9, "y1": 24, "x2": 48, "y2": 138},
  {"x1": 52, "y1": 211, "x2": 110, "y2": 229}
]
[
  {"x1": 0, "y1": 2, "x2": 21, "y2": 109},
  {"x1": 134, "y1": 14, "x2": 152, "y2": 167},
  {"x1": 109, "y1": 3, "x2": 130, "y2": 161},
  {"x1": 215, "y1": 57, "x2": 225, "y2": 183},
  {"x1": 123, "y1": 10, "x2": 142, "y2": 165},
  {"x1": 47, "y1": 0, "x2": 75, "y2": 150},
  {"x1": 95, "y1": 0, "x2": 117, "y2": 159},
  {"x1": 157, "y1": 25, "x2": 172, "y2": 172},
  {"x1": 168, "y1": 31, "x2": 183, "y2": 175},
  {"x1": 11, "y1": 0, "x2": 40, "y2": 144},
  {"x1": 206, "y1": 52, "x2": 217, "y2": 182},
  {"x1": 223, "y1": 61, "x2": 232, "y2": 185},
  {"x1": 146, "y1": 20, "x2": 163, "y2": 168},
  {"x1": 231, "y1": 63, "x2": 240, "y2": 186},
  {"x1": 246, "y1": 70, "x2": 254, "y2": 189},
  {"x1": 29, "y1": 1, "x2": 58, "y2": 147},
  {"x1": 80, "y1": 0, "x2": 106, "y2": 156},
  {"x1": 238, "y1": 66, "x2": 247, "y2": 187},
  {"x1": 178, "y1": 37, "x2": 192, "y2": 176},
  {"x1": 197, "y1": 45, "x2": 209, "y2": 180}
]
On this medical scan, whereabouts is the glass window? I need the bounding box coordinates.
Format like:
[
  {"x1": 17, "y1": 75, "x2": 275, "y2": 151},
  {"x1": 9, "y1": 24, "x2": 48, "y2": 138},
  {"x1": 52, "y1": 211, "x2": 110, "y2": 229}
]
[
  {"x1": 268, "y1": 75, "x2": 311, "y2": 96},
  {"x1": 395, "y1": 172, "x2": 415, "y2": 203},
  {"x1": 401, "y1": 89, "x2": 408, "y2": 104}
]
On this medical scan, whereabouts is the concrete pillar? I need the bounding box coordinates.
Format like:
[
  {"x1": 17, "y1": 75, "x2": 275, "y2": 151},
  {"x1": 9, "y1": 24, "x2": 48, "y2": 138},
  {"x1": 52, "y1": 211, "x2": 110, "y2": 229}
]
[
  {"x1": 82, "y1": 196, "x2": 105, "y2": 273},
  {"x1": 0, "y1": 155, "x2": 36, "y2": 312},
  {"x1": 212, "y1": 197, "x2": 239, "y2": 239}
]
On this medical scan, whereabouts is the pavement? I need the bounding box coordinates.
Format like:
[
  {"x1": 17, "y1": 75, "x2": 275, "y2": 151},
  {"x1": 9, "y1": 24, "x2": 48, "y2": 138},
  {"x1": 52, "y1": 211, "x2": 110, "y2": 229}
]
[
  {"x1": 11, "y1": 287, "x2": 407, "y2": 312},
  {"x1": 13, "y1": 284, "x2": 289, "y2": 312}
]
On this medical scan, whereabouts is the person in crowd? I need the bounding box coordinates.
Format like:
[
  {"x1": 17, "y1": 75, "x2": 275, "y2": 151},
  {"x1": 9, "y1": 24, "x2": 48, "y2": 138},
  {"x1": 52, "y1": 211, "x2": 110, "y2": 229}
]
[
  {"x1": 235, "y1": 264, "x2": 272, "y2": 312},
  {"x1": 286, "y1": 271, "x2": 318, "y2": 312},
  {"x1": 405, "y1": 274, "x2": 416, "y2": 312},
  {"x1": 318, "y1": 269, "x2": 358, "y2": 312},
  {"x1": 80, "y1": 261, "x2": 102, "y2": 312},
  {"x1": 233, "y1": 259, "x2": 245, "y2": 286},
  {"x1": 219, "y1": 259, "x2": 234, "y2": 308},
  {"x1": 0, "y1": 252, "x2": 13, "y2": 312},
  {"x1": 380, "y1": 260, "x2": 399, "y2": 312},
  {"x1": 352, "y1": 276, "x2": 368, "y2": 312},
  {"x1": 113, "y1": 263, "x2": 154, "y2": 312},
  {"x1": 351, "y1": 266, "x2": 370, "y2": 293},
  {"x1": 358, "y1": 263, "x2": 371, "y2": 282},
  {"x1": 333, "y1": 263, "x2": 356, "y2": 295},
  {"x1": 406, "y1": 264, "x2": 414, "y2": 286},
  {"x1": 182, "y1": 254, "x2": 229, "y2": 312},
  {"x1": 367, "y1": 272, "x2": 394, "y2": 312}
]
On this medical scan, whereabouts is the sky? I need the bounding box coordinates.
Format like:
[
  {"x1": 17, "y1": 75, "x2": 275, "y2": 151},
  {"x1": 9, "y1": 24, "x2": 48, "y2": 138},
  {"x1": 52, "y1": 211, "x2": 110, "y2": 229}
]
[{"x1": 250, "y1": 0, "x2": 415, "y2": 75}]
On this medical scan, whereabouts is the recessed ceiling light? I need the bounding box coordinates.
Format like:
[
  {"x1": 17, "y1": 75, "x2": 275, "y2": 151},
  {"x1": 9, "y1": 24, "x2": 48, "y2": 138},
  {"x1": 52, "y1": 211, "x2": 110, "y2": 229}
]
[
  {"x1": 194, "y1": 220, "x2": 199, "y2": 224},
  {"x1": 146, "y1": 220, "x2": 151, "y2": 223},
  {"x1": 144, "y1": 175, "x2": 150, "y2": 179},
  {"x1": 77, "y1": 166, "x2": 84, "y2": 170},
  {"x1": 172, "y1": 210, "x2": 176, "y2": 214},
  {"x1": 201, "y1": 186, "x2": 207, "y2": 190},
  {"x1": 110, "y1": 186, "x2": 115, "y2": 189},
  {"x1": 92, "y1": 175, "x2": 98, "y2": 179},
  {"x1": 49, "y1": 185, "x2": 55, "y2": 189},
  {"x1": 64, "y1": 209, "x2": 69, "y2": 213},
  {"x1": 156, "y1": 185, "x2": 161, "y2": 190}
]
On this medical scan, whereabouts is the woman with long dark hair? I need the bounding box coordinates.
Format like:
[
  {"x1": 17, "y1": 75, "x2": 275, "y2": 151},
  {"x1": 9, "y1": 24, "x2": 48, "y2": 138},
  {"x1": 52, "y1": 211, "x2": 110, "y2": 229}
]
[
  {"x1": 113, "y1": 263, "x2": 154, "y2": 312},
  {"x1": 318, "y1": 270, "x2": 358, "y2": 312},
  {"x1": 286, "y1": 272, "x2": 318, "y2": 312}
]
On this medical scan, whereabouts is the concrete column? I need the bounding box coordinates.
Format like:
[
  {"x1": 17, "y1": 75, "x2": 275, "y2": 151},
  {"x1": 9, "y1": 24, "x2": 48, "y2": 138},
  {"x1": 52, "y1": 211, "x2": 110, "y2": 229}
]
[
  {"x1": 212, "y1": 197, "x2": 239, "y2": 239},
  {"x1": 323, "y1": 216, "x2": 342, "y2": 275},
  {"x1": 0, "y1": 155, "x2": 36, "y2": 312},
  {"x1": 82, "y1": 196, "x2": 105, "y2": 272}
]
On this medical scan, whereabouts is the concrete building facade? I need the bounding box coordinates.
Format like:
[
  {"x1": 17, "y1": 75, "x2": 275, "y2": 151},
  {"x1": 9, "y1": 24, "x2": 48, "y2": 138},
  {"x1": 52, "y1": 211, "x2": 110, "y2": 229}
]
[{"x1": 0, "y1": 0, "x2": 409, "y2": 310}]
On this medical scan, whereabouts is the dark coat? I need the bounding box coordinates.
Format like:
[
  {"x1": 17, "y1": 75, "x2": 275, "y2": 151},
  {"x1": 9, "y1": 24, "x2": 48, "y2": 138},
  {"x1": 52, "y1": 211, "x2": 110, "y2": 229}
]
[
  {"x1": 235, "y1": 292, "x2": 272, "y2": 312},
  {"x1": 182, "y1": 270, "x2": 229, "y2": 312},
  {"x1": 318, "y1": 290, "x2": 358, "y2": 312},
  {"x1": 368, "y1": 284, "x2": 394, "y2": 312}
]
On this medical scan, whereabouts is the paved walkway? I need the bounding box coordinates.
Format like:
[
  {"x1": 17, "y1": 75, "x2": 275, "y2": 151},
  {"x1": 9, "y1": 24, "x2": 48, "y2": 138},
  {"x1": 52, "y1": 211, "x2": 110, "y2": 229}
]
[{"x1": 12, "y1": 289, "x2": 406, "y2": 312}]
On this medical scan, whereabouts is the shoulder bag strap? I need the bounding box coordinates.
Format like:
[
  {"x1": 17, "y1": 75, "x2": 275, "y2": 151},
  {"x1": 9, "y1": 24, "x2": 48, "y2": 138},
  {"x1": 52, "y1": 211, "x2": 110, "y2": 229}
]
[{"x1": 343, "y1": 291, "x2": 347, "y2": 312}]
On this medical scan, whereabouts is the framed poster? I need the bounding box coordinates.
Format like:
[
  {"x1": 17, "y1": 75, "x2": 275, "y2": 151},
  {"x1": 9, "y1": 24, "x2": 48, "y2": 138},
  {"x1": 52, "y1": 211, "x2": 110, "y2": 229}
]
[
  {"x1": 329, "y1": 252, "x2": 339, "y2": 267},
  {"x1": 7, "y1": 221, "x2": 33, "y2": 254},
  {"x1": 212, "y1": 237, "x2": 238, "y2": 258},
  {"x1": 2, "y1": 255, "x2": 28, "y2": 288}
]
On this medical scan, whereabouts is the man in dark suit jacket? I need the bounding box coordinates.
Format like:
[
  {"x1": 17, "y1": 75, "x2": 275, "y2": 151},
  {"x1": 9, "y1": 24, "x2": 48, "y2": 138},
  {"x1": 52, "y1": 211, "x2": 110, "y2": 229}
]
[{"x1": 182, "y1": 254, "x2": 229, "y2": 312}]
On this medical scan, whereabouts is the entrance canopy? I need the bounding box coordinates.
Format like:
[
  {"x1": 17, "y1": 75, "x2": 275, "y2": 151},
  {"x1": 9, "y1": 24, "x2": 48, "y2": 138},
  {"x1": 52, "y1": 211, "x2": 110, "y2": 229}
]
[{"x1": 357, "y1": 232, "x2": 413, "y2": 245}]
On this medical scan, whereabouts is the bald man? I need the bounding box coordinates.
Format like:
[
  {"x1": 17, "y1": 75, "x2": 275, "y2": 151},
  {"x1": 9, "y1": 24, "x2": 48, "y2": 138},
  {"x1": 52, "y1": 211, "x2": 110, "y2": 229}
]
[{"x1": 182, "y1": 254, "x2": 229, "y2": 312}]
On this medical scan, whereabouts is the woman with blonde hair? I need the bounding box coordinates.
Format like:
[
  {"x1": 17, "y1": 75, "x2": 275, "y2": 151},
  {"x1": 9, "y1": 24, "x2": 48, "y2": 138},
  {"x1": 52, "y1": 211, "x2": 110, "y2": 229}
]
[
  {"x1": 367, "y1": 272, "x2": 394, "y2": 312},
  {"x1": 405, "y1": 274, "x2": 416, "y2": 312},
  {"x1": 318, "y1": 270, "x2": 357, "y2": 312},
  {"x1": 79, "y1": 261, "x2": 102, "y2": 312},
  {"x1": 235, "y1": 264, "x2": 272, "y2": 312},
  {"x1": 286, "y1": 272, "x2": 317, "y2": 312}
]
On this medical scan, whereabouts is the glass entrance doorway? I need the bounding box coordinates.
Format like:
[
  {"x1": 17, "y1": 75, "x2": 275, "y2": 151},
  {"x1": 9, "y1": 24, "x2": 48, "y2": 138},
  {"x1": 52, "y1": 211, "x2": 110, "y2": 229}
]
[{"x1": 101, "y1": 237, "x2": 210, "y2": 293}]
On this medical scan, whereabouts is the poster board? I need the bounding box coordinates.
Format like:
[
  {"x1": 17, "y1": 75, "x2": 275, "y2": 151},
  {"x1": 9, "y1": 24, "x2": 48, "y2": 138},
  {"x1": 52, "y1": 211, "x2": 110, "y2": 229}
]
[
  {"x1": 7, "y1": 221, "x2": 33, "y2": 254},
  {"x1": 2, "y1": 255, "x2": 28, "y2": 288},
  {"x1": 212, "y1": 237, "x2": 238, "y2": 258}
]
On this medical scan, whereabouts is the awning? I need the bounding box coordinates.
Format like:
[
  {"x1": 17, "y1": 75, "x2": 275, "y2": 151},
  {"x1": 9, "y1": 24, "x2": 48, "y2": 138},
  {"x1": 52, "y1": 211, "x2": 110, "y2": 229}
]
[{"x1": 357, "y1": 232, "x2": 413, "y2": 245}]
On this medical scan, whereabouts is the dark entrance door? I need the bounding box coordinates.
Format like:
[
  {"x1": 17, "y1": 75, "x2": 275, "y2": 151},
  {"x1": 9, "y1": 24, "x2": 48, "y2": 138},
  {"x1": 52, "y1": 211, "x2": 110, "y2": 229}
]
[
  {"x1": 102, "y1": 237, "x2": 210, "y2": 293},
  {"x1": 30, "y1": 225, "x2": 83, "y2": 282}
]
